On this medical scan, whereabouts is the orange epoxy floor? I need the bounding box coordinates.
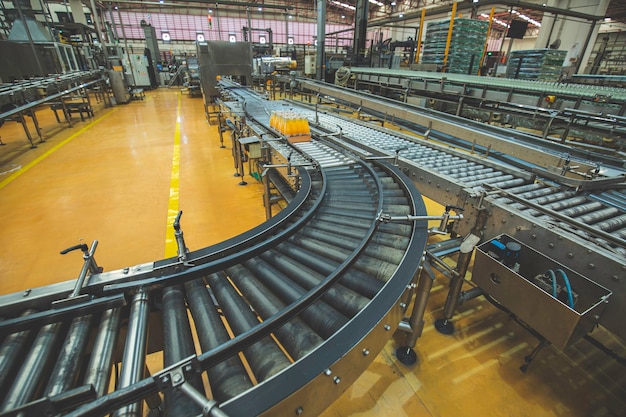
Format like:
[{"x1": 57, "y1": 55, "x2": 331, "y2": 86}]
[{"x1": 1, "y1": 88, "x2": 624, "y2": 417}]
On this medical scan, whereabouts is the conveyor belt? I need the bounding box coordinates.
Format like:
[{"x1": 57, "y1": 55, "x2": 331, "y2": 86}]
[{"x1": 0, "y1": 87, "x2": 428, "y2": 417}]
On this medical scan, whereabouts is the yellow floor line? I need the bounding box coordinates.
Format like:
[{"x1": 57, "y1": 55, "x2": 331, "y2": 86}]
[
  {"x1": 0, "y1": 108, "x2": 118, "y2": 190},
  {"x1": 164, "y1": 93, "x2": 182, "y2": 258}
]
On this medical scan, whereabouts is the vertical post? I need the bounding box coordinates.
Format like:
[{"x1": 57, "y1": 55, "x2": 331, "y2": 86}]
[
  {"x1": 442, "y1": 1, "x2": 457, "y2": 72},
  {"x1": 575, "y1": 20, "x2": 596, "y2": 74},
  {"x1": 415, "y1": 9, "x2": 426, "y2": 64},
  {"x1": 477, "y1": 7, "x2": 495, "y2": 75},
  {"x1": 116, "y1": 5, "x2": 136, "y2": 87},
  {"x1": 396, "y1": 260, "x2": 433, "y2": 365},
  {"x1": 353, "y1": 0, "x2": 368, "y2": 66},
  {"x1": 435, "y1": 208, "x2": 488, "y2": 335},
  {"x1": 316, "y1": 0, "x2": 326, "y2": 81},
  {"x1": 215, "y1": 7, "x2": 222, "y2": 41},
  {"x1": 89, "y1": 0, "x2": 110, "y2": 67}
]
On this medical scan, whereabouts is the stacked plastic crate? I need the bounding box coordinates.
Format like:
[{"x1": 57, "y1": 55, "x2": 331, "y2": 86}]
[
  {"x1": 505, "y1": 49, "x2": 567, "y2": 80},
  {"x1": 422, "y1": 19, "x2": 489, "y2": 74}
]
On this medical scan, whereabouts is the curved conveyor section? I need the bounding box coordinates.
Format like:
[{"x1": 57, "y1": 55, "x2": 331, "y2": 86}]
[{"x1": 0, "y1": 88, "x2": 429, "y2": 417}]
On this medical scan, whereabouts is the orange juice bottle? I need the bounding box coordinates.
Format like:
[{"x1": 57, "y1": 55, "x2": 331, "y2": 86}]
[{"x1": 270, "y1": 111, "x2": 276, "y2": 129}]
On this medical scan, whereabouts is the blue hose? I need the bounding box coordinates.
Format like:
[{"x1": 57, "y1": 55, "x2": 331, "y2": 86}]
[
  {"x1": 555, "y1": 269, "x2": 575, "y2": 309},
  {"x1": 546, "y1": 269, "x2": 557, "y2": 298}
]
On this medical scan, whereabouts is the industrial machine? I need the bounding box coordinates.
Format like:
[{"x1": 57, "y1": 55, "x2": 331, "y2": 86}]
[{"x1": 196, "y1": 41, "x2": 252, "y2": 107}]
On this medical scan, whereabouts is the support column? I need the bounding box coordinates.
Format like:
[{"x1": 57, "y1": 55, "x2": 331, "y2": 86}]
[
  {"x1": 315, "y1": 0, "x2": 325, "y2": 81},
  {"x1": 353, "y1": 0, "x2": 368, "y2": 66}
]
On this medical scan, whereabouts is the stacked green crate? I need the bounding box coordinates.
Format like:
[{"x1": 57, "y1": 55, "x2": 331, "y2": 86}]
[
  {"x1": 505, "y1": 49, "x2": 567, "y2": 80},
  {"x1": 422, "y1": 19, "x2": 489, "y2": 74}
]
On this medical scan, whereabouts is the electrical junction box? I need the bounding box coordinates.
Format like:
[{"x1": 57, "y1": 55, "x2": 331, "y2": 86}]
[
  {"x1": 239, "y1": 136, "x2": 262, "y2": 159},
  {"x1": 472, "y1": 234, "x2": 611, "y2": 350},
  {"x1": 304, "y1": 55, "x2": 316, "y2": 75}
]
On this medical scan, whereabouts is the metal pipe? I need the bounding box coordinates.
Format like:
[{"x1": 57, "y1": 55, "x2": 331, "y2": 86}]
[
  {"x1": 45, "y1": 314, "x2": 94, "y2": 397},
  {"x1": 84, "y1": 308, "x2": 122, "y2": 398},
  {"x1": 89, "y1": 0, "x2": 109, "y2": 67},
  {"x1": 184, "y1": 279, "x2": 252, "y2": 402},
  {"x1": 162, "y1": 285, "x2": 203, "y2": 417},
  {"x1": 71, "y1": 240, "x2": 99, "y2": 298},
  {"x1": 316, "y1": 0, "x2": 326, "y2": 81},
  {"x1": 437, "y1": 209, "x2": 488, "y2": 334},
  {"x1": 114, "y1": 289, "x2": 150, "y2": 417},
  {"x1": 178, "y1": 384, "x2": 230, "y2": 417},
  {"x1": 0, "y1": 322, "x2": 64, "y2": 412},
  {"x1": 404, "y1": 260, "x2": 433, "y2": 349}
]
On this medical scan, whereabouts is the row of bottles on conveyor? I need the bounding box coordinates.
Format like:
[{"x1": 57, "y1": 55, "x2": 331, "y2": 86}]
[{"x1": 270, "y1": 111, "x2": 311, "y2": 143}]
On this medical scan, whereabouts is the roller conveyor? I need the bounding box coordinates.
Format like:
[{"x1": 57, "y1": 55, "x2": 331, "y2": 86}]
[
  {"x1": 1, "y1": 78, "x2": 624, "y2": 415},
  {"x1": 0, "y1": 86, "x2": 429, "y2": 416},
  {"x1": 297, "y1": 80, "x2": 625, "y2": 349}
]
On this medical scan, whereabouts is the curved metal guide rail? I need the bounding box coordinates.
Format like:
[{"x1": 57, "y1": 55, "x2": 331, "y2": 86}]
[{"x1": 0, "y1": 86, "x2": 429, "y2": 417}]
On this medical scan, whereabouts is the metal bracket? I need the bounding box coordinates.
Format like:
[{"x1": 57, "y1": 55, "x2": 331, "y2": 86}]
[
  {"x1": 173, "y1": 211, "x2": 194, "y2": 267},
  {"x1": 60, "y1": 240, "x2": 102, "y2": 297},
  {"x1": 378, "y1": 205, "x2": 464, "y2": 235},
  {"x1": 154, "y1": 355, "x2": 229, "y2": 417}
]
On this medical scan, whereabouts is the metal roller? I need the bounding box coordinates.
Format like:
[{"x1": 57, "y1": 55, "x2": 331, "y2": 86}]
[
  {"x1": 308, "y1": 219, "x2": 410, "y2": 249},
  {"x1": 576, "y1": 207, "x2": 620, "y2": 225},
  {"x1": 595, "y1": 214, "x2": 626, "y2": 232},
  {"x1": 560, "y1": 202, "x2": 604, "y2": 217},
  {"x1": 45, "y1": 314, "x2": 94, "y2": 397},
  {"x1": 83, "y1": 308, "x2": 122, "y2": 398},
  {"x1": 259, "y1": 250, "x2": 369, "y2": 317},
  {"x1": 205, "y1": 272, "x2": 291, "y2": 382},
  {"x1": 0, "y1": 309, "x2": 35, "y2": 402},
  {"x1": 241, "y1": 258, "x2": 349, "y2": 338},
  {"x1": 225, "y1": 264, "x2": 323, "y2": 359},
  {"x1": 290, "y1": 235, "x2": 401, "y2": 282},
  {"x1": 274, "y1": 242, "x2": 383, "y2": 298},
  {"x1": 533, "y1": 192, "x2": 579, "y2": 206},
  {"x1": 184, "y1": 279, "x2": 252, "y2": 402},
  {"x1": 297, "y1": 230, "x2": 407, "y2": 266},
  {"x1": 114, "y1": 289, "x2": 150, "y2": 417},
  {"x1": 162, "y1": 285, "x2": 203, "y2": 417},
  {"x1": 307, "y1": 219, "x2": 410, "y2": 250},
  {"x1": 0, "y1": 321, "x2": 64, "y2": 412}
]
